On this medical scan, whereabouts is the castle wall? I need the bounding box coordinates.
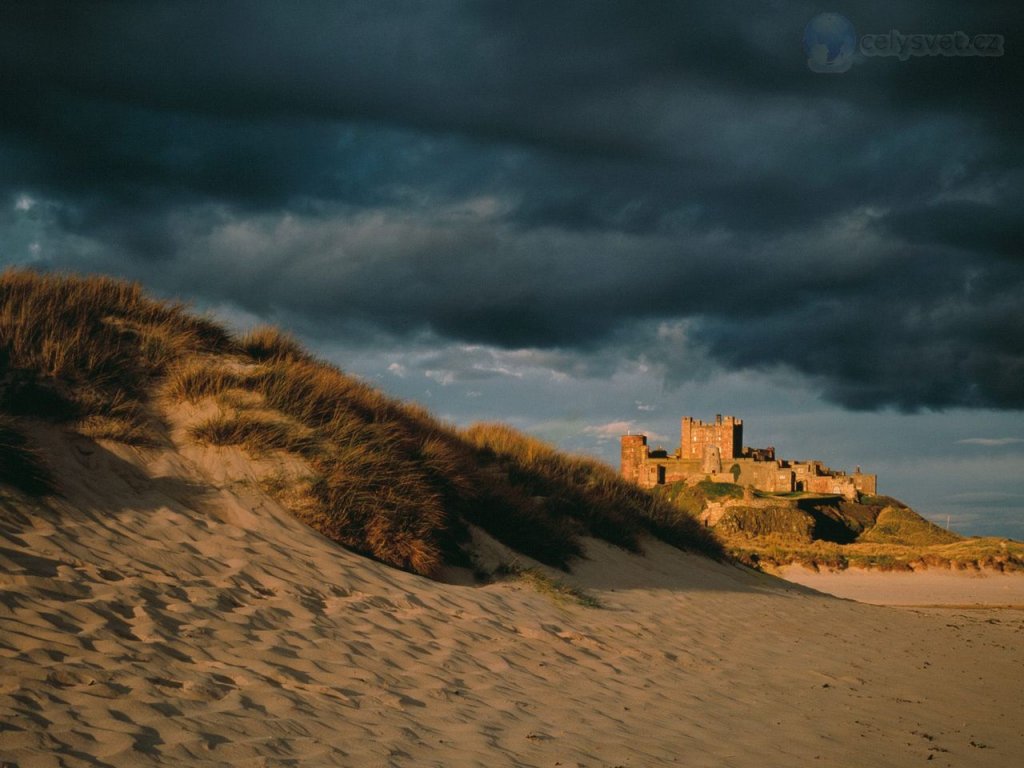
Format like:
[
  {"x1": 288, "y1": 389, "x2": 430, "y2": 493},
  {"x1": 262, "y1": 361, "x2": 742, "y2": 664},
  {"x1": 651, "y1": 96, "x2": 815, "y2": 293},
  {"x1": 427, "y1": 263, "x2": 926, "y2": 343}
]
[
  {"x1": 791, "y1": 461, "x2": 821, "y2": 491},
  {"x1": 731, "y1": 459, "x2": 794, "y2": 493},
  {"x1": 629, "y1": 457, "x2": 702, "y2": 489},
  {"x1": 662, "y1": 459, "x2": 702, "y2": 485},
  {"x1": 805, "y1": 475, "x2": 858, "y2": 499},
  {"x1": 853, "y1": 473, "x2": 877, "y2": 495}
]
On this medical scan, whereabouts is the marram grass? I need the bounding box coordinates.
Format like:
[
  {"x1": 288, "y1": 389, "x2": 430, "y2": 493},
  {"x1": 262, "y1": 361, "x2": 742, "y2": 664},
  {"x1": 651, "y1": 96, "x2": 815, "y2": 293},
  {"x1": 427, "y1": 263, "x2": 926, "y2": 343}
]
[{"x1": 0, "y1": 268, "x2": 724, "y2": 578}]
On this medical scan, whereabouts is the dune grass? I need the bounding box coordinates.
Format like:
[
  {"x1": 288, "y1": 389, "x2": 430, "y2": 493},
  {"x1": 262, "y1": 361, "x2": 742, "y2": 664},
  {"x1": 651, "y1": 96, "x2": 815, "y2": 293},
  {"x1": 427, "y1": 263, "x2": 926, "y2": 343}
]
[
  {"x1": 238, "y1": 326, "x2": 312, "y2": 363},
  {"x1": 178, "y1": 358, "x2": 464, "y2": 576},
  {"x1": 0, "y1": 269, "x2": 233, "y2": 443},
  {"x1": 164, "y1": 361, "x2": 259, "y2": 403},
  {"x1": 75, "y1": 414, "x2": 158, "y2": 446},
  {"x1": 179, "y1": 357, "x2": 725, "y2": 573},
  {"x1": 1, "y1": 268, "x2": 726, "y2": 578},
  {"x1": 190, "y1": 412, "x2": 319, "y2": 457}
]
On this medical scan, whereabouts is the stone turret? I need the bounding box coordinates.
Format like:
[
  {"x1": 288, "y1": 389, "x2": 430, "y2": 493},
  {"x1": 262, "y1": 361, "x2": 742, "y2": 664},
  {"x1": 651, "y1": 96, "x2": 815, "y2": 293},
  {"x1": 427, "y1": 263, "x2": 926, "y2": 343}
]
[{"x1": 620, "y1": 434, "x2": 648, "y2": 484}]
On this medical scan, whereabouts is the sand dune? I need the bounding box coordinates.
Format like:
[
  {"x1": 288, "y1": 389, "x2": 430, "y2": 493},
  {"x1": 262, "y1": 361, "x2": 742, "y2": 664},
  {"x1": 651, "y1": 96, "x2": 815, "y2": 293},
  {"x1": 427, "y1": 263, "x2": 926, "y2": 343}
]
[{"x1": 2, "y1": 428, "x2": 1022, "y2": 767}]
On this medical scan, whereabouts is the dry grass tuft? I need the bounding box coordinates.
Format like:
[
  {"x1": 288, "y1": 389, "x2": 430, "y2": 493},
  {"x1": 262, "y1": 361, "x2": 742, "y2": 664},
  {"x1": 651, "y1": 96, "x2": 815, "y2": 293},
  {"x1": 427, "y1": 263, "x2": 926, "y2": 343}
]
[
  {"x1": 240, "y1": 326, "x2": 312, "y2": 363},
  {"x1": 190, "y1": 412, "x2": 319, "y2": 457},
  {"x1": 75, "y1": 415, "x2": 158, "y2": 446},
  {"x1": 164, "y1": 360, "x2": 259, "y2": 403},
  {"x1": 1, "y1": 269, "x2": 233, "y2": 429},
  {"x1": 302, "y1": 449, "x2": 449, "y2": 576}
]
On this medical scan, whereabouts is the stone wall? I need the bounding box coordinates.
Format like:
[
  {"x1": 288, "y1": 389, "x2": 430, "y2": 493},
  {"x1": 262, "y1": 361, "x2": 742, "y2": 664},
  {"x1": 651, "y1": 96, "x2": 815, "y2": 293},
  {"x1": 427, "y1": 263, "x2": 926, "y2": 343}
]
[{"x1": 732, "y1": 459, "x2": 795, "y2": 493}]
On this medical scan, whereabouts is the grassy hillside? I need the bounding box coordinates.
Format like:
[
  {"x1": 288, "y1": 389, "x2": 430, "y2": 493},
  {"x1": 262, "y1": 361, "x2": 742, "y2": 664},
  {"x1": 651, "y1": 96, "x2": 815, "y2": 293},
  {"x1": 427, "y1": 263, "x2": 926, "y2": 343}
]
[
  {"x1": 656, "y1": 480, "x2": 1024, "y2": 572},
  {"x1": 0, "y1": 269, "x2": 722, "y2": 578},
  {"x1": 857, "y1": 505, "x2": 961, "y2": 547}
]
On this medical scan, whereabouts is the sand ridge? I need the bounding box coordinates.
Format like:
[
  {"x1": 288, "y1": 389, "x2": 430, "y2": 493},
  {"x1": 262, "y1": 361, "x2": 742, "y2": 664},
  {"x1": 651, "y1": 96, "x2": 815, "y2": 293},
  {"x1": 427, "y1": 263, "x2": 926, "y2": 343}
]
[{"x1": 1, "y1": 426, "x2": 1022, "y2": 767}]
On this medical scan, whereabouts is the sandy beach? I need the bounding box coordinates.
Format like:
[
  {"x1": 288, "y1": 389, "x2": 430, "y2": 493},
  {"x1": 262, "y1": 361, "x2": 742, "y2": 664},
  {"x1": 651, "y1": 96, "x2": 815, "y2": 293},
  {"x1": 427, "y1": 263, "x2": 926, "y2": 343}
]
[
  {"x1": 2, "y1": 430, "x2": 1023, "y2": 767},
  {"x1": 776, "y1": 564, "x2": 1024, "y2": 607}
]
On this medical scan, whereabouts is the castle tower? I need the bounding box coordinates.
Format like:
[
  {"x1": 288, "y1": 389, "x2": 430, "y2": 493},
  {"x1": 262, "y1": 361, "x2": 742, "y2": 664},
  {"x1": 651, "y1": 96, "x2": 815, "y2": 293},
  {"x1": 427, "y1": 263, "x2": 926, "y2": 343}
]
[
  {"x1": 620, "y1": 434, "x2": 648, "y2": 484},
  {"x1": 680, "y1": 414, "x2": 743, "y2": 460}
]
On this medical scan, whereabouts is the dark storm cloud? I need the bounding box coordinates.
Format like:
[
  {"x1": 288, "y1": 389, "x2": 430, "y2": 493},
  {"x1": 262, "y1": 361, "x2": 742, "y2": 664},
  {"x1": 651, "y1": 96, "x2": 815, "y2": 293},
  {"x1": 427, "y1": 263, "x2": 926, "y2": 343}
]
[
  {"x1": 1, "y1": 1, "x2": 1022, "y2": 411},
  {"x1": 879, "y1": 199, "x2": 1024, "y2": 259},
  {"x1": 694, "y1": 268, "x2": 1024, "y2": 410}
]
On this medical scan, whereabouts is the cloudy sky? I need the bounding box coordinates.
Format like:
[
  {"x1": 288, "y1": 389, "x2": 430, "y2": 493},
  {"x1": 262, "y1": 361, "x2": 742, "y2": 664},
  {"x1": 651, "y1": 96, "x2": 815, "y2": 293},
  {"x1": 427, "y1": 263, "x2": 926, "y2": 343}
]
[{"x1": 2, "y1": 1, "x2": 1022, "y2": 537}]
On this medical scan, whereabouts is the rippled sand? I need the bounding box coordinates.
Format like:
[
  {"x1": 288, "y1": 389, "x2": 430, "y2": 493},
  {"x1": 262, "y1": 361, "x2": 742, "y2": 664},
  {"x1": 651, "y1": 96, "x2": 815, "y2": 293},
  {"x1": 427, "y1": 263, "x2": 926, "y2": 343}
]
[{"x1": 2, "y1": 429, "x2": 1022, "y2": 766}]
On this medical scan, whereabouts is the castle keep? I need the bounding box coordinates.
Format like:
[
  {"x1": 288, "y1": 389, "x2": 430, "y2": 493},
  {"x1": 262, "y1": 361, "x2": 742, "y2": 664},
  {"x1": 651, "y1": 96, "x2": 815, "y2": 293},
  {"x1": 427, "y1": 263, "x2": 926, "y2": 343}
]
[{"x1": 621, "y1": 414, "x2": 877, "y2": 500}]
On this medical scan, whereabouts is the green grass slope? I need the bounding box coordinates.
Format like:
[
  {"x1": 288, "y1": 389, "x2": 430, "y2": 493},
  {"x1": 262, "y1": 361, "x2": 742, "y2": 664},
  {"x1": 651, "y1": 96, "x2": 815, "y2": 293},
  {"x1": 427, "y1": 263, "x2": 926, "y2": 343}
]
[
  {"x1": 658, "y1": 480, "x2": 1024, "y2": 572},
  {"x1": 858, "y1": 505, "x2": 962, "y2": 547},
  {"x1": 0, "y1": 269, "x2": 722, "y2": 578}
]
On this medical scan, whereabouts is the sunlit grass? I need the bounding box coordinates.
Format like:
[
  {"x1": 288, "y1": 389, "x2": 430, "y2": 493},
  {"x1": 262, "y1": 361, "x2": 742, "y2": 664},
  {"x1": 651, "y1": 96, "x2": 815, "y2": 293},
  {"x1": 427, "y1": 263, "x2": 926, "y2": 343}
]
[
  {"x1": 1, "y1": 268, "x2": 726, "y2": 578},
  {"x1": 190, "y1": 412, "x2": 319, "y2": 457}
]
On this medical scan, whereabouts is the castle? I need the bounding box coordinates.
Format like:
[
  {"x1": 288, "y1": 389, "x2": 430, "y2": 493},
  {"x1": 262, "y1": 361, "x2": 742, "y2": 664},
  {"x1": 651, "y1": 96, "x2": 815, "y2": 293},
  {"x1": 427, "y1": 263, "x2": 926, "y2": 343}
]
[{"x1": 621, "y1": 414, "x2": 877, "y2": 500}]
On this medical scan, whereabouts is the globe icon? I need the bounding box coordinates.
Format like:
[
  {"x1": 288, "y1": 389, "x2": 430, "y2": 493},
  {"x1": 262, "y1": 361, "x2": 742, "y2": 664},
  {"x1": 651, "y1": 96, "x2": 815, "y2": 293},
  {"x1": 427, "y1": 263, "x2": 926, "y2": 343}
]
[{"x1": 803, "y1": 13, "x2": 857, "y2": 73}]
